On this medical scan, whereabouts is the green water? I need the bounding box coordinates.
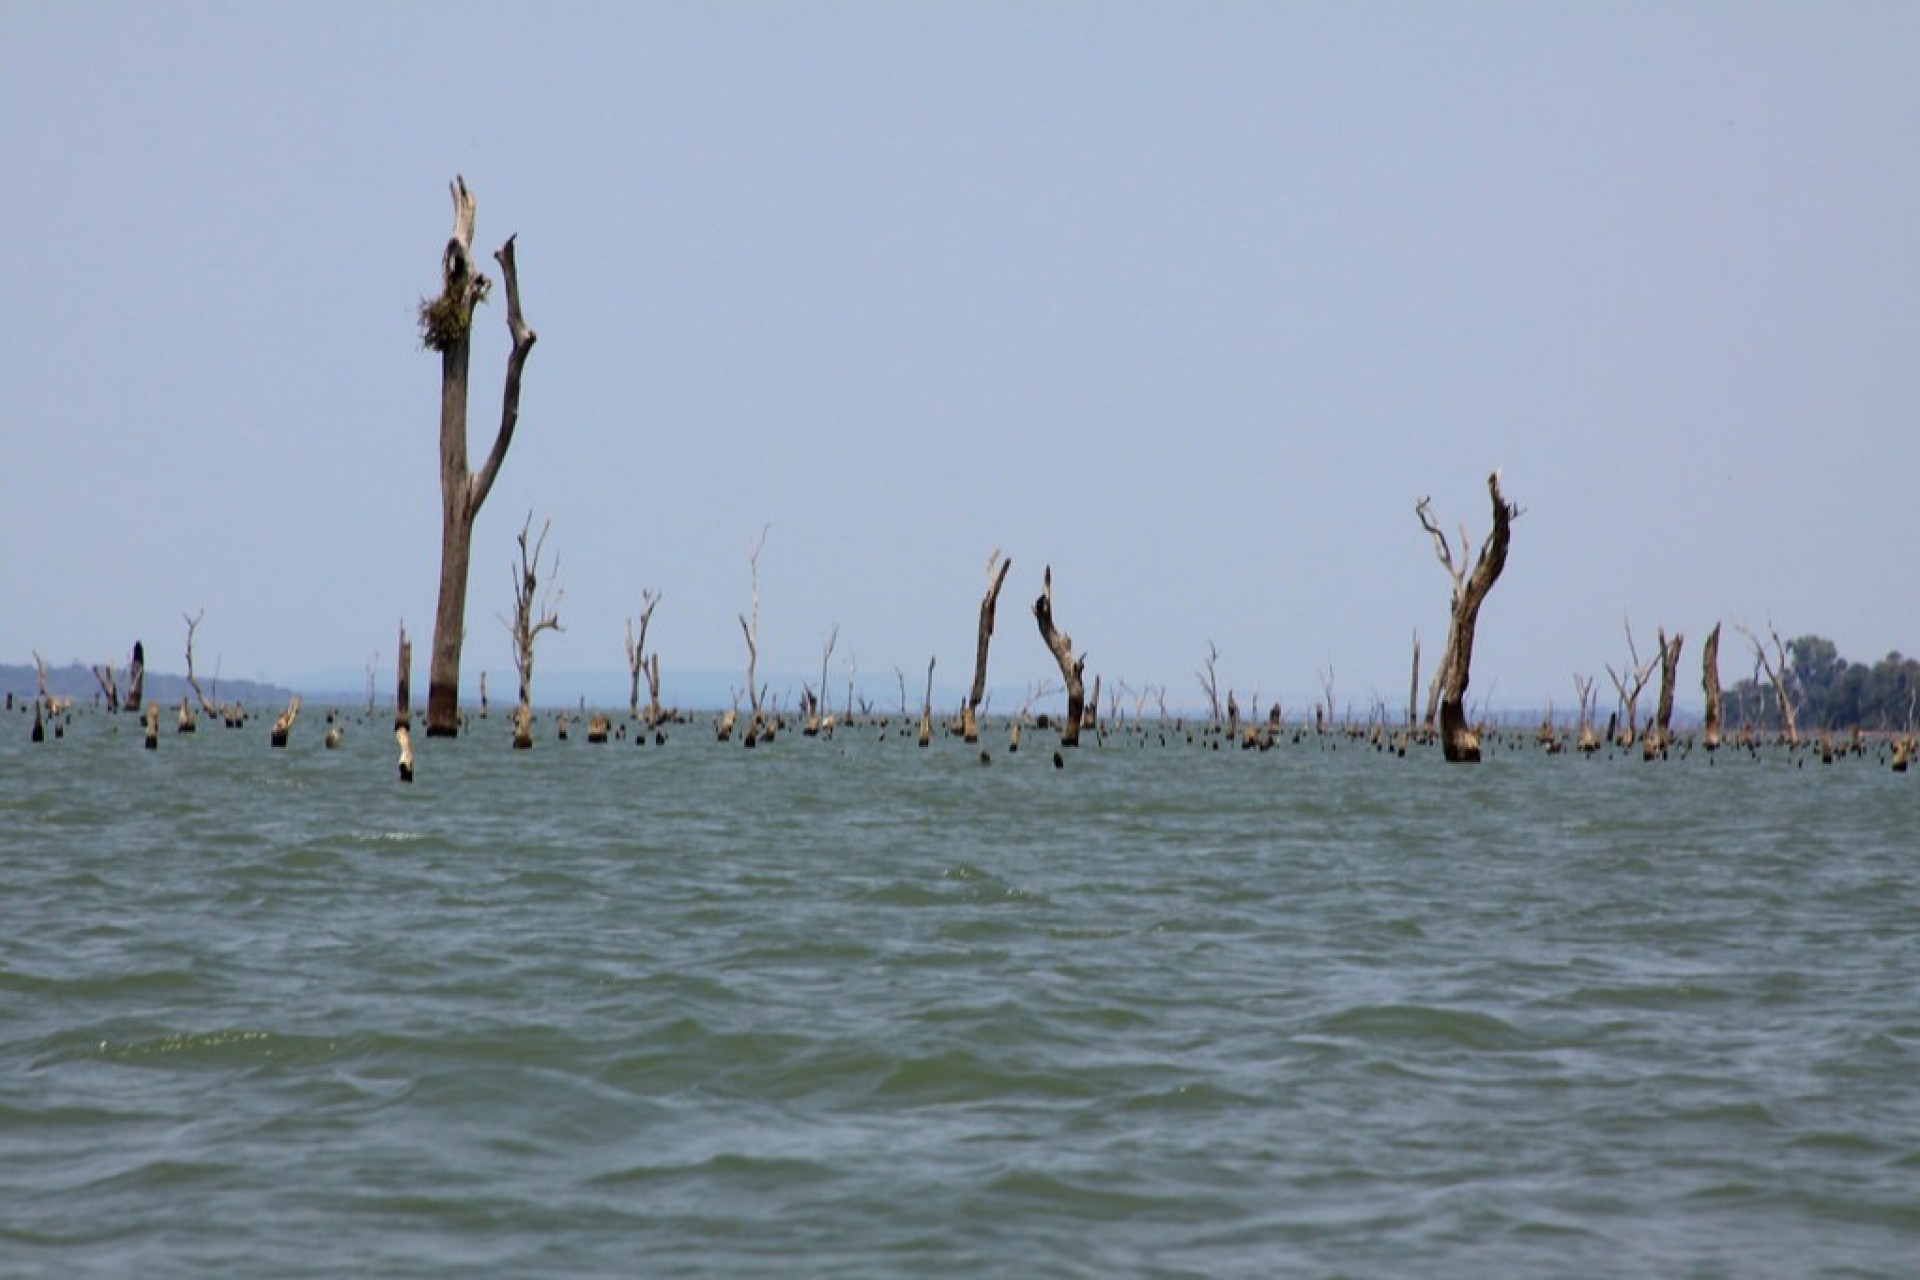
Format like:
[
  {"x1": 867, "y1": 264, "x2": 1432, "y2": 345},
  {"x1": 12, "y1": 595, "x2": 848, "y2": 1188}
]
[{"x1": 3, "y1": 710, "x2": 1916, "y2": 1276}]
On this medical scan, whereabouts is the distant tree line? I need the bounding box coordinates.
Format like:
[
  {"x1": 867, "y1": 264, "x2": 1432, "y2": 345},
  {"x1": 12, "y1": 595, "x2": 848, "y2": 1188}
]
[{"x1": 1722, "y1": 636, "x2": 1919, "y2": 733}]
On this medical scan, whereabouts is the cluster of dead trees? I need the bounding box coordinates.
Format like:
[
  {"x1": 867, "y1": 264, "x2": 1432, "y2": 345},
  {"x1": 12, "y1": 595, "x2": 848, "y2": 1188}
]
[{"x1": 21, "y1": 180, "x2": 1911, "y2": 779}]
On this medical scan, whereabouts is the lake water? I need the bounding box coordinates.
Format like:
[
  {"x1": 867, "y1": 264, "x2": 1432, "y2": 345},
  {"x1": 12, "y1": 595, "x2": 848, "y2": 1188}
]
[{"x1": 3, "y1": 709, "x2": 1916, "y2": 1277}]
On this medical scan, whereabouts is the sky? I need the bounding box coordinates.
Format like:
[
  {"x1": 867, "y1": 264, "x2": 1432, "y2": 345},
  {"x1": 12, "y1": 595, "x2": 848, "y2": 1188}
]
[{"x1": 4, "y1": 2, "x2": 1917, "y2": 716}]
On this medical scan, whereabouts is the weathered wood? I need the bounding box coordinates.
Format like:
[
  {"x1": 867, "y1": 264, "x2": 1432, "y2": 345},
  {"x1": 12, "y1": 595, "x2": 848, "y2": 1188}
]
[
  {"x1": 625, "y1": 590, "x2": 662, "y2": 723},
  {"x1": 395, "y1": 623, "x2": 413, "y2": 732},
  {"x1": 143, "y1": 702, "x2": 159, "y2": 750},
  {"x1": 424, "y1": 177, "x2": 538, "y2": 737},
  {"x1": 1032, "y1": 566, "x2": 1087, "y2": 747},
  {"x1": 182, "y1": 611, "x2": 220, "y2": 720},
  {"x1": 964, "y1": 551, "x2": 1012, "y2": 744},
  {"x1": 1647, "y1": 628, "x2": 1685, "y2": 758},
  {"x1": 1700, "y1": 622, "x2": 1724, "y2": 750},
  {"x1": 1740, "y1": 623, "x2": 1799, "y2": 746},
  {"x1": 396, "y1": 725, "x2": 414, "y2": 782},
  {"x1": 505, "y1": 513, "x2": 562, "y2": 751},
  {"x1": 270, "y1": 696, "x2": 300, "y2": 748},
  {"x1": 1416, "y1": 472, "x2": 1518, "y2": 762}
]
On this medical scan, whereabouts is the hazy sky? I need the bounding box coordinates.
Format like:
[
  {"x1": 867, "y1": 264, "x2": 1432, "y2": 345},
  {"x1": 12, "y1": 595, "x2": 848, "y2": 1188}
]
[{"x1": 5, "y1": 3, "x2": 1916, "y2": 713}]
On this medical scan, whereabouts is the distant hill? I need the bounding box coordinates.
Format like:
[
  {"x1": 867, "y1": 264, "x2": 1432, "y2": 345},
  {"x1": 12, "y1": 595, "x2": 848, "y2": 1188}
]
[{"x1": 0, "y1": 661, "x2": 294, "y2": 708}]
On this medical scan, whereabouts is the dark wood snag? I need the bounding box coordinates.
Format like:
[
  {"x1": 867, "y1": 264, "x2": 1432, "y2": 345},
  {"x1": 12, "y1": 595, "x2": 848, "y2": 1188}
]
[
  {"x1": 1415, "y1": 472, "x2": 1519, "y2": 762},
  {"x1": 504, "y1": 513, "x2": 562, "y2": 751},
  {"x1": 964, "y1": 550, "x2": 1013, "y2": 744},
  {"x1": 395, "y1": 623, "x2": 413, "y2": 732},
  {"x1": 1032, "y1": 566, "x2": 1087, "y2": 748},
  {"x1": 423, "y1": 176, "x2": 538, "y2": 738},
  {"x1": 126, "y1": 642, "x2": 145, "y2": 714},
  {"x1": 1700, "y1": 622, "x2": 1724, "y2": 751}
]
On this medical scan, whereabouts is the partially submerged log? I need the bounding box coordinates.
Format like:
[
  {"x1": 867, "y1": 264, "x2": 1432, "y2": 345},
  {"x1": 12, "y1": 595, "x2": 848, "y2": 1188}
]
[
  {"x1": 144, "y1": 703, "x2": 159, "y2": 750},
  {"x1": 396, "y1": 725, "x2": 414, "y2": 782}
]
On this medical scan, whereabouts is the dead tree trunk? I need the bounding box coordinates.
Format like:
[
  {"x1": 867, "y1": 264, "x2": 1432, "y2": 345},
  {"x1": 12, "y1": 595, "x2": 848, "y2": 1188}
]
[
  {"x1": 1648, "y1": 628, "x2": 1685, "y2": 757},
  {"x1": 1407, "y1": 632, "x2": 1420, "y2": 732},
  {"x1": 1606, "y1": 621, "x2": 1658, "y2": 748},
  {"x1": 1700, "y1": 622, "x2": 1723, "y2": 750},
  {"x1": 126, "y1": 642, "x2": 145, "y2": 714},
  {"x1": 422, "y1": 176, "x2": 537, "y2": 738},
  {"x1": 738, "y1": 525, "x2": 768, "y2": 739},
  {"x1": 1415, "y1": 472, "x2": 1518, "y2": 762},
  {"x1": 1197, "y1": 641, "x2": 1222, "y2": 727},
  {"x1": 395, "y1": 623, "x2": 413, "y2": 732},
  {"x1": 964, "y1": 550, "x2": 1012, "y2": 744},
  {"x1": 183, "y1": 611, "x2": 220, "y2": 720},
  {"x1": 1573, "y1": 673, "x2": 1599, "y2": 752},
  {"x1": 270, "y1": 697, "x2": 300, "y2": 748},
  {"x1": 1032, "y1": 565, "x2": 1087, "y2": 748},
  {"x1": 1741, "y1": 623, "x2": 1799, "y2": 745},
  {"x1": 505, "y1": 514, "x2": 562, "y2": 750},
  {"x1": 90, "y1": 661, "x2": 120, "y2": 712},
  {"x1": 625, "y1": 590, "x2": 661, "y2": 722},
  {"x1": 918, "y1": 656, "x2": 936, "y2": 748}
]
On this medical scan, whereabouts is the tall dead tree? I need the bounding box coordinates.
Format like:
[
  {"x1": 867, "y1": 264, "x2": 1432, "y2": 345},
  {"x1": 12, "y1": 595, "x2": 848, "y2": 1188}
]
[
  {"x1": 1700, "y1": 622, "x2": 1723, "y2": 750},
  {"x1": 421, "y1": 175, "x2": 537, "y2": 738},
  {"x1": 505, "y1": 514, "x2": 562, "y2": 750},
  {"x1": 1415, "y1": 471, "x2": 1518, "y2": 762},
  {"x1": 1406, "y1": 632, "x2": 1421, "y2": 732},
  {"x1": 1647, "y1": 628, "x2": 1685, "y2": 757},
  {"x1": 90, "y1": 660, "x2": 120, "y2": 712},
  {"x1": 1032, "y1": 565, "x2": 1087, "y2": 747},
  {"x1": 964, "y1": 550, "x2": 1013, "y2": 744},
  {"x1": 624, "y1": 590, "x2": 661, "y2": 723}
]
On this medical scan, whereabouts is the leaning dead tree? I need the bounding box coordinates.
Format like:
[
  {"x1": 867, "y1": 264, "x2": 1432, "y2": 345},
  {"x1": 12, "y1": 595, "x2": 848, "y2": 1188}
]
[
  {"x1": 421, "y1": 175, "x2": 537, "y2": 737},
  {"x1": 1700, "y1": 622, "x2": 1723, "y2": 750},
  {"x1": 1414, "y1": 471, "x2": 1518, "y2": 762},
  {"x1": 1032, "y1": 565, "x2": 1088, "y2": 747},
  {"x1": 1739, "y1": 622, "x2": 1799, "y2": 745},
  {"x1": 182, "y1": 611, "x2": 220, "y2": 719},
  {"x1": 504, "y1": 514, "x2": 562, "y2": 750},
  {"x1": 624, "y1": 590, "x2": 662, "y2": 724},
  {"x1": 964, "y1": 550, "x2": 1013, "y2": 743}
]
